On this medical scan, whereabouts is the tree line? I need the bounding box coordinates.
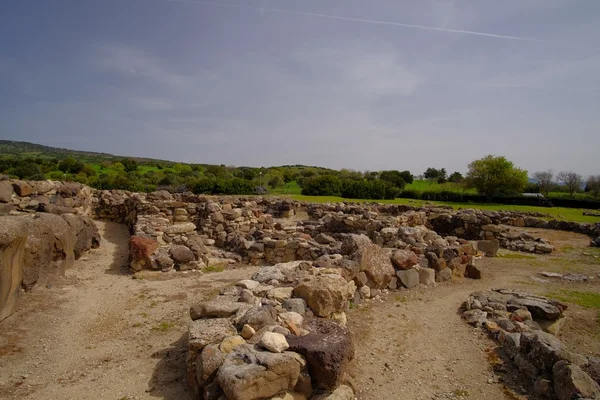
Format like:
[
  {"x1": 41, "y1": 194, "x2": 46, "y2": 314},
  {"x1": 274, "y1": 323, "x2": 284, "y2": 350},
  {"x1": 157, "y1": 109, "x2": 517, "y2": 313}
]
[{"x1": 1, "y1": 153, "x2": 598, "y2": 202}]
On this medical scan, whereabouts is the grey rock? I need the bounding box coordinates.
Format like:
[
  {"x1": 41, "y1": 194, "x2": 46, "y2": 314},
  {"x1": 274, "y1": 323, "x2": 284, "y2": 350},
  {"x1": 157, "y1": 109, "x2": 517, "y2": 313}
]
[
  {"x1": 477, "y1": 239, "x2": 499, "y2": 257},
  {"x1": 417, "y1": 267, "x2": 435, "y2": 285},
  {"x1": 190, "y1": 301, "x2": 249, "y2": 320},
  {"x1": 396, "y1": 269, "x2": 420, "y2": 289},
  {"x1": 435, "y1": 267, "x2": 452, "y2": 282},
  {"x1": 282, "y1": 298, "x2": 307, "y2": 315},
  {"x1": 216, "y1": 344, "x2": 303, "y2": 400},
  {"x1": 189, "y1": 318, "x2": 237, "y2": 352},
  {"x1": 553, "y1": 360, "x2": 600, "y2": 400}
]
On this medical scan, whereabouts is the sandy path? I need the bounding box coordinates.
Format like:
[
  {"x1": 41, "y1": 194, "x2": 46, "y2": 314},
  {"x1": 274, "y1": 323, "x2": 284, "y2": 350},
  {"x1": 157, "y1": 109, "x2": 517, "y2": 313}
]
[
  {"x1": 348, "y1": 228, "x2": 600, "y2": 400},
  {"x1": 0, "y1": 221, "x2": 258, "y2": 400}
]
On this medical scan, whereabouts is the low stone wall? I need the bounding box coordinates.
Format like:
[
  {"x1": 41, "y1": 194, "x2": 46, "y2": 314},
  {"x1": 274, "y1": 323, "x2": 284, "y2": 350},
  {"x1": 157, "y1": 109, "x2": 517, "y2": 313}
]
[
  {"x1": 0, "y1": 178, "x2": 95, "y2": 216},
  {"x1": 462, "y1": 289, "x2": 600, "y2": 400},
  {"x1": 0, "y1": 213, "x2": 100, "y2": 321}
]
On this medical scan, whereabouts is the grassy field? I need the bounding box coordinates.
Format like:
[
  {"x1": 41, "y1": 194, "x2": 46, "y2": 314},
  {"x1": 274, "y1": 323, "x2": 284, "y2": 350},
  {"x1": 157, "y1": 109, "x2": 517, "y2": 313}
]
[
  {"x1": 286, "y1": 194, "x2": 600, "y2": 223},
  {"x1": 268, "y1": 180, "x2": 600, "y2": 223}
]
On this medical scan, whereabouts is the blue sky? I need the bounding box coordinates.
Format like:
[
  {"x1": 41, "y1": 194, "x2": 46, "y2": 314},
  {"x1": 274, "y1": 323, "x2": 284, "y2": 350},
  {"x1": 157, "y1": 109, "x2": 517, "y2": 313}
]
[{"x1": 1, "y1": 0, "x2": 599, "y2": 176}]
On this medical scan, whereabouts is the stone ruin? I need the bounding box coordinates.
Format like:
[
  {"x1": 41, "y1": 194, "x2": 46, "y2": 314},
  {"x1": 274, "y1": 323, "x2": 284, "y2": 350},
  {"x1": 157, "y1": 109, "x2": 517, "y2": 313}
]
[
  {"x1": 2, "y1": 178, "x2": 600, "y2": 399},
  {"x1": 0, "y1": 179, "x2": 100, "y2": 321},
  {"x1": 462, "y1": 289, "x2": 600, "y2": 400}
]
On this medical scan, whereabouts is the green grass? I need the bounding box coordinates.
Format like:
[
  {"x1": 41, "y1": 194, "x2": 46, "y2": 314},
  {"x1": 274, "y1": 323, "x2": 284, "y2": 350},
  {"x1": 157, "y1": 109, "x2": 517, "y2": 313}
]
[
  {"x1": 203, "y1": 265, "x2": 225, "y2": 273},
  {"x1": 270, "y1": 181, "x2": 302, "y2": 195},
  {"x1": 287, "y1": 194, "x2": 599, "y2": 223},
  {"x1": 546, "y1": 290, "x2": 600, "y2": 309},
  {"x1": 152, "y1": 322, "x2": 175, "y2": 332},
  {"x1": 498, "y1": 253, "x2": 537, "y2": 260}
]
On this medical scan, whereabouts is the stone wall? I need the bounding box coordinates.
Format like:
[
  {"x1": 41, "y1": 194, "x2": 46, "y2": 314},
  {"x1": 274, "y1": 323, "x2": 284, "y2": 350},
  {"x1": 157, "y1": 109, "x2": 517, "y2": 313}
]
[
  {"x1": 0, "y1": 178, "x2": 95, "y2": 216},
  {"x1": 0, "y1": 213, "x2": 100, "y2": 321},
  {"x1": 462, "y1": 289, "x2": 600, "y2": 400}
]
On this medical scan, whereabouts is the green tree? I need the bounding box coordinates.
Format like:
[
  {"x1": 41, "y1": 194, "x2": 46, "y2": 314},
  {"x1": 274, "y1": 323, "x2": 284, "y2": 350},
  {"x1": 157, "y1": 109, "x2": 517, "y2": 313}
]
[
  {"x1": 399, "y1": 170, "x2": 414, "y2": 184},
  {"x1": 58, "y1": 157, "x2": 84, "y2": 174},
  {"x1": 465, "y1": 155, "x2": 528, "y2": 200},
  {"x1": 424, "y1": 167, "x2": 441, "y2": 181},
  {"x1": 268, "y1": 174, "x2": 285, "y2": 189},
  {"x1": 586, "y1": 175, "x2": 600, "y2": 199},
  {"x1": 448, "y1": 171, "x2": 463, "y2": 183},
  {"x1": 120, "y1": 158, "x2": 138, "y2": 172},
  {"x1": 379, "y1": 170, "x2": 406, "y2": 189}
]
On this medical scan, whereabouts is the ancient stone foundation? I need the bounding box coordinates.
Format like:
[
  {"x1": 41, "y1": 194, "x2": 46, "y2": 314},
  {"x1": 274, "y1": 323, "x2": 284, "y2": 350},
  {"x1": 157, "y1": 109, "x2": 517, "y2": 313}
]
[{"x1": 462, "y1": 289, "x2": 600, "y2": 400}]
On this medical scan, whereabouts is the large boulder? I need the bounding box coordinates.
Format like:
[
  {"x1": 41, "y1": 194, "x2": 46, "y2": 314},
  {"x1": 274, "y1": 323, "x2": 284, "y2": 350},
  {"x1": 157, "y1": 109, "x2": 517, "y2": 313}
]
[
  {"x1": 190, "y1": 301, "x2": 249, "y2": 320},
  {"x1": 0, "y1": 181, "x2": 14, "y2": 203},
  {"x1": 169, "y1": 245, "x2": 195, "y2": 264},
  {"x1": 477, "y1": 240, "x2": 499, "y2": 257},
  {"x1": 553, "y1": 361, "x2": 600, "y2": 400},
  {"x1": 341, "y1": 234, "x2": 395, "y2": 289},
  {"x1": 189, "y1": 318, "x2": 237, "y2": 353},
  {"x1": 292, "y1": 275, "x2": 354, "y2": 317},
  {"x1": 287, "y1": 319, "x2": 354, "y2": 390},
  {"x1": 12, "y1": 181, "x2": 33, "y2": 197},
  {"x1": 216, "y1": 344, "x2": 303, "y2": 400},
  {"x1": 390, "y1": 249, "x2": 418, "y2": 270},
  {"x1": 396, "y1": 269, "x2": 420, "y2": 289},
  {"x1": 21, "y1": 214, "x2": 75, "y2": 290},
  {"x1": 60, "y1": 214, "x2": 100, "y2": 259},
  {"x1": 237, "y1": 305, "x2": 277, "y2": 330},
  {"x1": 0, "y1": 217, "x2": 27, "y2": 321}
]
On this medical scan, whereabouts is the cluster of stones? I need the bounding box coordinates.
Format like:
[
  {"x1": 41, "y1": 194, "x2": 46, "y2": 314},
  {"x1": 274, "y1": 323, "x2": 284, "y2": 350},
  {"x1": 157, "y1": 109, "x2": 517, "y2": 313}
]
[
  {"x1": 0, "y1": 178, "x2": 94, "y2": 216},
  {"x1": 92, "y1": 187, "x2": 600, "y2": 271},
  {"x1": 1, "y1": 178, "x2": 101, "y2": 322},
  {"x1": 187, "y1": 230, "x2": 472, "y2": 400},
  {"x1": 429, "y1": 208, "x2": 600, "y2": 247},
  {"x1": 462, "y1": 289, "x2": 600, "y2": 400},
  {"x1": 105, "y1": 190, "x2": 484, "y2": 282}
]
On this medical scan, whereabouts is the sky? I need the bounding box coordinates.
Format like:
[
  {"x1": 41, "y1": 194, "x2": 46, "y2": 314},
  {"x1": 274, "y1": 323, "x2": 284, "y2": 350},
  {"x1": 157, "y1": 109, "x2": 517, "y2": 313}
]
[{"x1": 1, "y1": 0, "x2": 599, "y2": 176}]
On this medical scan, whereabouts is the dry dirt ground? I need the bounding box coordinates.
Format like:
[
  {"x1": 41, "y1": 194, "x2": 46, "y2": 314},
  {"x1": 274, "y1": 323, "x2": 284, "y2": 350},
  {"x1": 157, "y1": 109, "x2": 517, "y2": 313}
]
[
  {"x1": 0, "y1": 223, "x2": 599, "y2": 400},
  {"x1": 348, "y1": 227, "x2": 600, "y2": 400},
  {"x1": 0, "y1": 221, "x2": 259, "y2": 400}
]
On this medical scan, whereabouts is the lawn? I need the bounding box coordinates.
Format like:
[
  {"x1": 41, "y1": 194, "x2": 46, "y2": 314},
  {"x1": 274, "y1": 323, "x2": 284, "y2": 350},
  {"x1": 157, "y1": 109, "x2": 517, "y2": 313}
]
[{"x1": 286, "y1": 194, "x2": 600, "y2": 223}]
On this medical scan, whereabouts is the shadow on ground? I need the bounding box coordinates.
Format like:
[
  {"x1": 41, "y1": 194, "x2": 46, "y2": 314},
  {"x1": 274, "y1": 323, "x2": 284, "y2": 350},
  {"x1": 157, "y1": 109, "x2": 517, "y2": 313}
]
[
  {"x1": 99, "y1": 220, "x2": 132, "y2": 276},
  {"x1": 148, "y1": 331, "x2": 193, "y2": 399}
]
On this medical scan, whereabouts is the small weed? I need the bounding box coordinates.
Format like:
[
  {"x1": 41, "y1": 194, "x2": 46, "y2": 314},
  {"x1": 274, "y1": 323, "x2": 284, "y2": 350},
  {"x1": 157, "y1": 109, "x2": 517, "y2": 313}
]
[
  {"x1": 149, "y1": 301, "x2": 158, "y2": 308},
  {"x1": 497, "y1": 253, "x2": 536, "y2": 260},
  {"x1": 452, "y1": 389, "x2": 469, "y2": 398},
  {"x1": 395, "y1": 295, "x2": 408, "y2": 303},
  {"x1": 349, "y1": 301, "x2": 355, "y2": 310},
  {"x1": 141, "y1": 312, "x2": 149, "y2": 318},
  {"x1": 138, "y1": 294, "x2": 145, "y2": 299},
  {"x1": 204, "y1": 265, "x2": 225, "y2": 273},
  {"x1": 153, "y1": 322, "x2": 175, "y2": 332},
  {"x1": 546, "y1": 290, "x2": 600, "y2": 309},
  {"x1": 387, "y1": 313, "x2": 394, "y2": 318},
  {"x1": 132, "y1": 322, "x2": 143, "y2": 328}
]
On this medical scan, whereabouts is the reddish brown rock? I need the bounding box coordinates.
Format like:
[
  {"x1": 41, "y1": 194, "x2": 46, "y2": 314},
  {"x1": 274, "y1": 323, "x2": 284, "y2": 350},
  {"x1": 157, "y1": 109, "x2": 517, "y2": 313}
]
[
  {"x1": 129, "y1": 236, "x2": 159, "y2": 271},
  {"x1": 12, "y1": 181, "x2": 33, "y2": 197}
]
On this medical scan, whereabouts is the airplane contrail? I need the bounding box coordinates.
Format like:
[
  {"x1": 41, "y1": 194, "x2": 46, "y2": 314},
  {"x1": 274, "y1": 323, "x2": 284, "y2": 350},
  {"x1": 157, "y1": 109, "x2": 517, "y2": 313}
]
[{"x1": 147, "y1": 0, "x2": 592, "y2": 49}]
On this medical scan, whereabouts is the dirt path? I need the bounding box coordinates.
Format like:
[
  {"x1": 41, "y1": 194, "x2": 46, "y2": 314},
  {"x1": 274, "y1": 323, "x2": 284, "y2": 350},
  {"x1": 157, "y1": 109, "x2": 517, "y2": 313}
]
[
  {"x1": 0, "y1": 221, "x2": 258, "y2": 400},
  {"x1": 348, "y1": 228, "x2": 600, "y2": 400}
]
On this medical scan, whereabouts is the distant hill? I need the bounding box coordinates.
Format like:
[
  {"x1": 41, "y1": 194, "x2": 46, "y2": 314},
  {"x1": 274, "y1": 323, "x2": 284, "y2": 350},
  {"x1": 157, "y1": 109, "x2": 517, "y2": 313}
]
[{"x1": 0, "y1": 140, "x2": 171, "y2": 164}]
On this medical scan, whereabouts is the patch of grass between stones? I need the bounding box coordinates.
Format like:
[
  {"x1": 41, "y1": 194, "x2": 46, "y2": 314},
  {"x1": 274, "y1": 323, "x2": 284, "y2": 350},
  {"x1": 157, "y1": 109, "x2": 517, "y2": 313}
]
[
  {"x1": 497, "y1": 253, "x2": 537, "y2": 260},
  {"x1": 152, "y1": 322, "x2": 175, "y2": 332},
  {"x1": 545, "y1": 290, "x2": 600, "y2": 309},
  {"x1": 203, "y1": 265, "x2": 225, "y2": 273}
]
